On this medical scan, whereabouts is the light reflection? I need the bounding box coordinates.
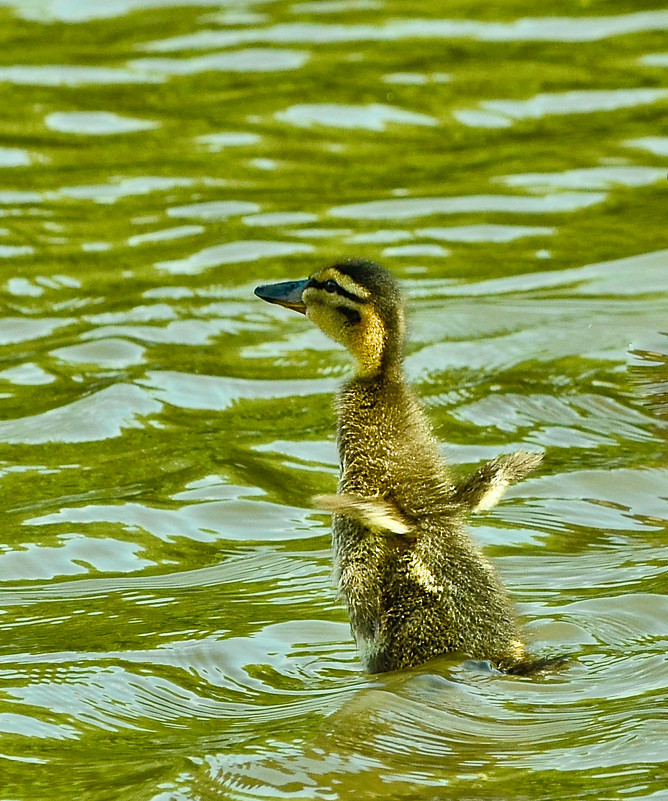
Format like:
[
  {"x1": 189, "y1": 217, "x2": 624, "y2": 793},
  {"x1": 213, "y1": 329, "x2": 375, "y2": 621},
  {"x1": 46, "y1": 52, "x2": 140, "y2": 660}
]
[
  {"x1": 0, "y1": 384, "x2": 161, "y2": 443},
  {"x1": 624, "y1": 136, "x2": 668, "y2": 157},
  {"x1": 155, "y1": 240, "x2": 313, "y2": 274},
  {"x1": 497, "y1": 166, "x2": 665, "y2": 192},
  {"x1": 130, "y1": 48, "x2": 309, "y2": 77},
  {"x1": 275, "y1": 102, "x2": 437, "y2": 130},
  {"x1": 456, "y1": 88, "x2": 668, "y2": 128},
  {"x1": 196, "y1": 131, "x2": 262, "y2": 150},
  {"x1": 167, "y1": 200, "x2": 260, "y2": 220},
  {"x1": 142, "y1": 11, "x2": 668, "y2": 52},
  {"x1": 45, "y1": 111, "x2": 159, "y2": 135},
  {"x1": 0, "y1": 64, "x2": 162, "y2": 85},
  {"x1": 416, "y1": 224, "x2": 554, "y2": 242},
  {"x1": 330, "y1": 192, "x2": 606, "y2": 220}
]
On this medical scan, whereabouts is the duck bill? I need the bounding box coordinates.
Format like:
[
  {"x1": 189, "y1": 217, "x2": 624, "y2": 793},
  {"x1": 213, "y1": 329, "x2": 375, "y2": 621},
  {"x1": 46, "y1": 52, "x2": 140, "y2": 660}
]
[{"x1": 254, "y1": 278, "x2": 309, "y2": 314}]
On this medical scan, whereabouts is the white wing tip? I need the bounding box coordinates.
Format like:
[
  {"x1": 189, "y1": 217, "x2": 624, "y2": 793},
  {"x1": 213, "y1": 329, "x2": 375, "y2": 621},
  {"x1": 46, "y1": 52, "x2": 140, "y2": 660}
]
[{"x1": 314, "y1": 493, "x2": 411, "y2": 535}]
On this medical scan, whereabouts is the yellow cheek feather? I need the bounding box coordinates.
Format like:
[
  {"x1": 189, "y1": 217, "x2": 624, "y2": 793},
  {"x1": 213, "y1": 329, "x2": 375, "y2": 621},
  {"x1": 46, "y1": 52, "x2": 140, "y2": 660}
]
[
  {"x1": 304, "y1": 299, "x2": 342, "y2": 342},
  {"x1": 304, "y1": 268, "x2": 388, "y2": 377},
  {"x1": 351, "y1": 309, "x2": 386, "y2": 376}
]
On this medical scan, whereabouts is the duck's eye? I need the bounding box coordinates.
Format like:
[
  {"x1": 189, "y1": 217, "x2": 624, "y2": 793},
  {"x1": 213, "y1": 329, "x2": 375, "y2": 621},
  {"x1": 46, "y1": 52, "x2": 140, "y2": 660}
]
[{"x1": 324, "y1": 280, "x2": 338, "y2": 293}]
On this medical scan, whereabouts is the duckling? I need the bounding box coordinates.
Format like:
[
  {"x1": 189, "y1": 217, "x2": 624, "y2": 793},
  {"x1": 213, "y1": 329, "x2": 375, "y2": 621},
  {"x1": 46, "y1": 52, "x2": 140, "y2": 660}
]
[{"x1": 255, "y1": 259, "x2": 557, "y2": 675}]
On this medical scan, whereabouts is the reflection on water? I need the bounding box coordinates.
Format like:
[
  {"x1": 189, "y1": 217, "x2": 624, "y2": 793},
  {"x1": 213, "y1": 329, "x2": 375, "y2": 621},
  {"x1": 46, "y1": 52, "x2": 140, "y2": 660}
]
[
  {"x1": 0, "y1": 0, "x2": 667, "y2": 799},
  {"x1": 456, "y1": 88, "x2": 668, "y2": 128},
  {"x1": 45, "y1": 111, "x2": 161, "y2": 135},
  {"x1": 275, "y1": 102, "x2": 439, "y2": 129},
  {"x1": 330, "y1": 192, "x2": 608, "y2": 218}
]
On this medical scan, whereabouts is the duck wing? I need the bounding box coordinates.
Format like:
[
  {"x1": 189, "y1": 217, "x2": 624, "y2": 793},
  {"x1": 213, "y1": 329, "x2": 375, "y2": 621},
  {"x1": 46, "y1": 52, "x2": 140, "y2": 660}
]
[
  {"x1": 450, "y1": 451, "x2": 543, "y2": 512},
  {"x1": 314, "y1": 493, "x2": 412, "y2": 535}
]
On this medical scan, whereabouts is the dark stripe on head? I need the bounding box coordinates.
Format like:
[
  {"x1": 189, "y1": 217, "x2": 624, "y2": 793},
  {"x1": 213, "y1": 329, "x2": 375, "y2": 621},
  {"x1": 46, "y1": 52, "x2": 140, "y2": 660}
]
[
  {"x1": 308, "y1": 278, "x2": 368, "y2": 305},
  {"x1": 337, "y1": 305, "x2": 361, "y2": 325},
  {"x1": 328, "y1": 259, "x2": 401, "y2": 300}
]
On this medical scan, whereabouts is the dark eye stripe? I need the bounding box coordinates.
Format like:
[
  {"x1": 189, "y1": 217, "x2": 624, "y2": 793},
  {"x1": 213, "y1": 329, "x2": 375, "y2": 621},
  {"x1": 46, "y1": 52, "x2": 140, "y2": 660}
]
[{"x1": 309, "y1": 278, "x2": 367, "y2": 305}]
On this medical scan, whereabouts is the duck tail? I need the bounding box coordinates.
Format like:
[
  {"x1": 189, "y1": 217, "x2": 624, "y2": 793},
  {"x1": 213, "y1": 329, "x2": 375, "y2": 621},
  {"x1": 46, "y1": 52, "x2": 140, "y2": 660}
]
[{"x1": 501, "y1": 654, "x2": 572, "y2": 676}]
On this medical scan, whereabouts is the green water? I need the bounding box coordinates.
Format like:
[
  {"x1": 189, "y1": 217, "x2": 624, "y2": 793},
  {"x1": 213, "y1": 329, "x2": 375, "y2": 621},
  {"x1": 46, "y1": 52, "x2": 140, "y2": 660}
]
[{"x1": 0, "y1": 0, "x2": 667, "y2": 798}]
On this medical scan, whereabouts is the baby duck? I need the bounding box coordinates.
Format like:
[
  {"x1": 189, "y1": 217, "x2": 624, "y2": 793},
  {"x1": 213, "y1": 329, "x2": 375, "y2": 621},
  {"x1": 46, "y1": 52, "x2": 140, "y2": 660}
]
[{"x1": 256, "y1": 259, "x2": 554, "y2": 675}]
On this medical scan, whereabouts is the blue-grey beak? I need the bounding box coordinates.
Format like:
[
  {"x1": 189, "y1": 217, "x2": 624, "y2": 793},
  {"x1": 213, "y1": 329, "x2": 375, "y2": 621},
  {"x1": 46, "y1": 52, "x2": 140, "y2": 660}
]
[{"x1": 254, "y1": 278, "x2": 309, "y2": 315}]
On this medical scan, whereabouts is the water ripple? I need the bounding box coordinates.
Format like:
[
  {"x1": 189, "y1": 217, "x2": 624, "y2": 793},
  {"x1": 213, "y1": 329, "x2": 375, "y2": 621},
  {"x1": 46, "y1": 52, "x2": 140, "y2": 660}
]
[
  {"x1": 0, "y1": 65, "x2": 162, "y2": 86},
  {"x1": 45, "y1": 111, "x2": 159, "y2": 135},
  {"x1": 24, "y1": 496, "x2": 319, "y2": 544},
  {"x1": 330, "y1": 192, "x2": 606, "y2": 220},
  {"x1": 143, "y1": 11, "x2": 668, "y2": 51},
  {"x1": 457, "y1": 88, "x2": 668, "y2": 128},
  {"x1": 498, "y1": 166, "x2": 666, "y2": 192},
  {"x1": 0, "y1": 384, "x2": 161, "y2": 444},
  {"x1": 139, "y1": 370, "x2": 337, "y2": 410},
  {"x1": 155, "y1": 240, "x2": 313, "y2": 275},
  {"x1": 275, "y1": 103, "x2": 437, "y2": 130},
  {"x1": 130, "y1": 48, "x2": 310, "y2": 78},
  {"x1": 0, "y1": 317, "x2": 74, "y2": 345},
  {"x1": 0, "y1": 1, "x2": 666, "y2": 798}
]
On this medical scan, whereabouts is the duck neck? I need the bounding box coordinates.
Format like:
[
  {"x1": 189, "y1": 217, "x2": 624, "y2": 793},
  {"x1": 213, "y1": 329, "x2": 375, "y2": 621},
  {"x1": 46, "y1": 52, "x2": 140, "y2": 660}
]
[
  {"x1": 352, "y1": 327, "x2": 404, "y2": 381},
  {"x1": 343, "y1": 359, "x2": 408, "y2": 415},
  {"x1": 337, "y1": 361, "x2": 411, "y2": 494},
  {"x1": 354, "y1": 359, "x2": 403, "y2": 382}
]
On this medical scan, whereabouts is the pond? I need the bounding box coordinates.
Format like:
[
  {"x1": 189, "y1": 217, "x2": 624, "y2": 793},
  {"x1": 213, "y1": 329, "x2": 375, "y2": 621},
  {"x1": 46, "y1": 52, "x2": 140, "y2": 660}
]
[{"x1": 0, "y1": 0, "x2": 667, "y2": 799}]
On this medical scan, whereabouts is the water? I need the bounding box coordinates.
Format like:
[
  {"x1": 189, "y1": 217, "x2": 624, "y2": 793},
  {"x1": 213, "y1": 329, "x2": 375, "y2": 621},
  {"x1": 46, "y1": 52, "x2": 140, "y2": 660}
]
[{"x1": 0, "y1": 0, "x2": 667, "y2": 798}]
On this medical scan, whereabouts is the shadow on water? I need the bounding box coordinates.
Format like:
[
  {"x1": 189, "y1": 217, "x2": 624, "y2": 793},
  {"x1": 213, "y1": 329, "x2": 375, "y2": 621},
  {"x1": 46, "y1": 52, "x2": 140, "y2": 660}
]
[{"x1": 630, "y1": 332, "x2": 668, "y2": 424}]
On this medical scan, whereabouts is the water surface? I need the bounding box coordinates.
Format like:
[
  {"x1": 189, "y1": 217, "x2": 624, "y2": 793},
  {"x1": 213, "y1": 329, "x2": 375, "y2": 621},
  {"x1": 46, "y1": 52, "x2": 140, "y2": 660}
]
[{"x1": 0, "y1": 0, "x2": 667, "y2": 799}]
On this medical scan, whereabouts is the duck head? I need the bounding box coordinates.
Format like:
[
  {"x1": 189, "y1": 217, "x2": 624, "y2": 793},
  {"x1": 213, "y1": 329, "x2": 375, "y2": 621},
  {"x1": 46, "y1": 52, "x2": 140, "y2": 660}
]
[{"x1": 255, "y1": 259, "x2": 406, "y2": 377}]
